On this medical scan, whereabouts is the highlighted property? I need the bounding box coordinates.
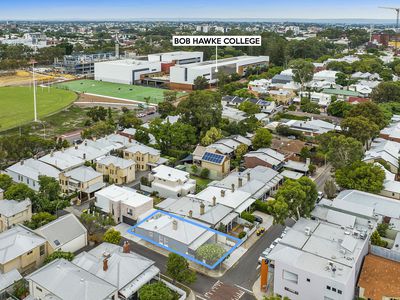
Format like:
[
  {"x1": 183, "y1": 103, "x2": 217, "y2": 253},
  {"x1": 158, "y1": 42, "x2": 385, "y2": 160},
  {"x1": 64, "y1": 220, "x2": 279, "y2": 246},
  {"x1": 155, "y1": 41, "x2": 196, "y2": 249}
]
[{"x1": 127, "y1": 210, "x2": 242, "y2": 269}]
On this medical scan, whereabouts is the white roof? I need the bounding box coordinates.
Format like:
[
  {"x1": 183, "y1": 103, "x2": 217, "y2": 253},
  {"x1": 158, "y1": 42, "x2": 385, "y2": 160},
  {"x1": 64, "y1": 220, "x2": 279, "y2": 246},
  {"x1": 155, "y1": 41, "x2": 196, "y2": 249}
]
[
  {"x1": 0, "y1": 269, "x2": 22, "y2": 291},
  {"x1": 39, "y1": 151, "x2": 84, "y2": 171},
  {"x1": 336, "y1": 189, "x2": 400, "y2": 219},
  {"x1": 244, "y1": 148, "x2": 285, "y2": 166},
  {"x1": 0, "y1": 225, "x2": 46, "y2": 264},
  {"x1": 35, "y1": 214, "x2": 87, "y2": 250},
  {"x1": 125, "y1": 142, "x2": 160, "y2": 156},
  {"x1": 64, "y1": 166, "x2": 103, "y2": 182},
  {"x1": 73, "y1": 243, "x2": 159, "y2": 297},
  {"x1": 26, "y1": 259, "x2": 117, "y2": 300},
  {"x1": 7, "y1": 158, "x2": 60, "y2": 181},
  {"x1": 151, "y1": 165, "x2": 190, "y2": 182},
  {"x1": 95, "y1": 185, "x2": 152, "y2": 209},
  {"x1": 195, "y1": 186, "x2": 253, "y2": 210},
  {"x1": 96, "y1": 155, "x2": 135, "y2": 169},
  {"x1": 137, "y1": 212, "x2": 212, "y2": 245},
  {"x1": 0, "y1": 199, "x2": 31, "y2": 217},
  {"x1": 64, "y1": 143, "x2": 109, "y2": 161}
]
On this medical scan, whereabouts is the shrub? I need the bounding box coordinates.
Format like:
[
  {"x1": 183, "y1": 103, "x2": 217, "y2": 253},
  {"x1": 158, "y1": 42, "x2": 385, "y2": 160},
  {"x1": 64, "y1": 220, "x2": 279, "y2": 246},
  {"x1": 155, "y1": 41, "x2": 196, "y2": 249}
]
[
  {"x1": 238, "y1": 232, "x2": 246, "y2": 239},
  {"x1": 200, "y1": 168, "x2": 210, "y2": 179},
  {"x1": 241, "y1": 211, "x2": 255, "y2": 223}
]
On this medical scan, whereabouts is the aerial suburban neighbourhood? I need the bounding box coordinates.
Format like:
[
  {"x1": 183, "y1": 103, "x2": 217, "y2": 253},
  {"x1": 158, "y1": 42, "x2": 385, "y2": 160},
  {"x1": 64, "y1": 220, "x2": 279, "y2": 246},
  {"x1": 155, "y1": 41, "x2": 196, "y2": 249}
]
[{"x1": 1, "y1": 1, "x2": 400, "y2": 300}]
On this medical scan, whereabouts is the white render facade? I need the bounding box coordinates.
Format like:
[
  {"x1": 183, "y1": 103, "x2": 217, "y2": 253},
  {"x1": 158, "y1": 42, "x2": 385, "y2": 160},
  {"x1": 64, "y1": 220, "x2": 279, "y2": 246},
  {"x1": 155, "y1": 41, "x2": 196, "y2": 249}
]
[
  {"x1": 146, "y1": 165, "x2": 196, "y2": 199},
  {"x1": 169, "y1": 55, "x2": 269, "y2": 86},
  {"x1": 267, "y1": 215, "x2": 372, "y2": 300},
  {"x1": 95, "y1": 59, "x2": 162, "y2": 84}
]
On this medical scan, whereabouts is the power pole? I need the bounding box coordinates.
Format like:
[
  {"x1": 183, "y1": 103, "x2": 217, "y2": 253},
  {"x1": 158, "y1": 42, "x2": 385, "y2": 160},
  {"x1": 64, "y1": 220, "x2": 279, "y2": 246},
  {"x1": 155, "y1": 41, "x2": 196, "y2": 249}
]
[
  {"x1": 379, "y1": 6, "x2": 400, "y2": 53},
  {"x1": 30, "y1": 59, "x2": 38, "y2": 122}
]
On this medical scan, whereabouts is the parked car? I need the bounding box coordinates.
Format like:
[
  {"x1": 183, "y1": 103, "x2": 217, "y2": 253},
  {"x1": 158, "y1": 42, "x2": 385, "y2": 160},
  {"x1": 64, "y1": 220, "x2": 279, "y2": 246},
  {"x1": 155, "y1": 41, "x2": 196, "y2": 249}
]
[
  {"x1": 317, "y1": 191, "x2": 324, "y2": 202},
  {"x1": 254, "y1": 215, "x2": 263, "y2": 224}
]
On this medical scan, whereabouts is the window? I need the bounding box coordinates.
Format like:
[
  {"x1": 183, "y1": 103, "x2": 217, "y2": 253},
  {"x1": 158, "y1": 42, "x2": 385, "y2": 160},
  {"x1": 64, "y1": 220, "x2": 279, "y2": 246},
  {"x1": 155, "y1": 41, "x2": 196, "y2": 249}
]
[
  {"x1": 306, "y1": 278, "x2": 310, "y2": 282},
  {"x1": 36, "y1": 286, "x2": 43, "y2": 292},
  {"x1": 127, "y1": 208, "x2": 133, "y2": 216},
  {"x1": 27, "y1": 251, "x2": 33, "y2": 255},
  {"x1": 40, "y1": 245, "x2": 45, "y2": 256},
  {"x1": 326, "y1": 286, "x2": 331, "y2": 290},
  {"x1": 332, "y1": 288, "x2": 336, "y2": 292},
  {"x1": 282, "y1": 270, "x2": 298, "y2": 284},
  {"x1": 338, "y1": 290, "x2": 342, "y2": 295}
]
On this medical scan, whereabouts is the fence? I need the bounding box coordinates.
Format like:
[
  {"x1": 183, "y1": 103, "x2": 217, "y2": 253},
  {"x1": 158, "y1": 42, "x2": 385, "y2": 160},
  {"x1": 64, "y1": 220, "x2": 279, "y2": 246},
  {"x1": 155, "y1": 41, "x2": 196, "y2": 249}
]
[{"x1": 370, "y1": 245, "x2": 400, "y2": 262}]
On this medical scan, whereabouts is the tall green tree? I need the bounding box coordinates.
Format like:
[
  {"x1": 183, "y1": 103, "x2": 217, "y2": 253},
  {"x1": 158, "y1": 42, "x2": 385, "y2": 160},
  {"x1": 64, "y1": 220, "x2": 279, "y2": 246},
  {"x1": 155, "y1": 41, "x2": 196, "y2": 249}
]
[
  {"x1": 341, "y1": 116, "x2": 379, "y2": 147},
  {"x1": 371, "y1": 81, "x2": 400, "y2": 103},
  {"x1": 346, "y1": 102, "x2": 388, "y2": 129},
  {"x1": 150, "y1": 119, "x2": 197, "y2": 153},
  {"x1": 4, "y1": 183, "x2": 35, "y2": 201},
  {"x1": 178, "y1": 91, "x2": 222, "y2": 134},
  {"x1": 290, "y1": 59, "x2": 314, "y2": 90},
  {"x1": 238, "y1": 101, "x2": 261, "y2": 115},
  {"x1": 166, "y1": 253, "x2": 196, "y2": 284},
  {"x1": 326, "y1": 135, "x2": 364, "y2": 169},
  {"x1": 193, "y1": 76, "x2": 209, "y2": 90},
  {"x1": 102, "y1": 228, "x2": 122, "y2": 245},
  {"x1": 335, "y1": 161, "x2": 385, "y2": 193},
  {"x1": 252, "y1": 128, "x2": 273, "y2": 150},
  {"x1": 201, "y1": 127, "x2": 223, "y2": 146},
  {"x1": 0, "y1": 174, "x2": 12, "y2": 191},
  {"x1": 327, "y1": 101, "x2": 352, "y2": 118}
]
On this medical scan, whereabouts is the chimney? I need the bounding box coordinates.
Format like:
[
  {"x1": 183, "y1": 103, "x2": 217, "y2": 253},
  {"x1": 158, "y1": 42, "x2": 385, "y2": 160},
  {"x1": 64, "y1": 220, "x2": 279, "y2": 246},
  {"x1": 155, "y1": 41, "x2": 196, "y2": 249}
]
[
  {"x1": 103, "y1": 258, "x2": 108, "y2": 272},
  {"x1": 50, "y1": 150, "x2": 54, "y2": 157},
  {"x1": 231, "y1": 183, "x2": 235, "y2": 192},
  {"x1": 212, "y1": 196, "x2": 217, "y2": 206},
  {"x1": 188, "y1": 210, "x2": 193, "y2": 218},
  {"x1": 123, "y1": 241, "x2": 130, "y2": 253},
  {"x1": 20, "y1": 160, "x2": 24, "y2": 165},
  {"x1": 238, "y1": 177, "x2": 243, "y2": 187},
  {"x1": 200, "y1": 203, "x2": 205, "y2": 215},
  {"x1": 172, "y1": 219, "x2": 178, "y2": 230},
  {"x1": 61, "y1": 147, "x2": 65, "y2": 152},
  {"x1": 247, "y1": 172, "x2": 250, "y2": 182},
  {"x1": 75, "y1": 144, "x2": 78, "y2": 150},
  {"x1": 83, "y1": 153, "x2": 86, "y2": 160},
  {"x1": 85, "y1": 141, "x2": 88, "y2": 146},
  {"x1": 221, "y1": 190, "x2": 226, "y2": 197}
]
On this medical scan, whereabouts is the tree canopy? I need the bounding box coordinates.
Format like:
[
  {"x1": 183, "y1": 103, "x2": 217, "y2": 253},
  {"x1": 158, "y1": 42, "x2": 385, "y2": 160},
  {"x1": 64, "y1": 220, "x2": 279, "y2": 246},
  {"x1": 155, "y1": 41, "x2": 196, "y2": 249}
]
[
  {"x1": 252, "y1": 128, "x2": 273, "y2": 150},
  {"x1": 166, "y1": 253, "x2": 196, "y2": 284},
  {"x1": 335, "y1": 161, "x2": 385, "y2": 193},
  {"x1": 177, "y1": 91, "x2": 222, "y2": 134}
]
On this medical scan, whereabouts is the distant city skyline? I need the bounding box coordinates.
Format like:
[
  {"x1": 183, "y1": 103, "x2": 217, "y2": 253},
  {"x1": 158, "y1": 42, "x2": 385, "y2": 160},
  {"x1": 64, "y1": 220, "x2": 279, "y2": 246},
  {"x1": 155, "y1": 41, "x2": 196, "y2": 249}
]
[{"x1": 2, "y1": 0, "x2": 400, "y2": 21}]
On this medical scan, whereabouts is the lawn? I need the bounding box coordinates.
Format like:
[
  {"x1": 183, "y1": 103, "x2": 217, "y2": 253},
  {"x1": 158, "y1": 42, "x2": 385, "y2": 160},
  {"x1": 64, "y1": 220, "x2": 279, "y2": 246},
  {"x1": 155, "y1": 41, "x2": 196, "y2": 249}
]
[
  {"x1": 0, "y1": 86, "x2": 77, "y2": 131},
  {"x1": 55, "y1": 79, "x2": 184, "y2": 104}
]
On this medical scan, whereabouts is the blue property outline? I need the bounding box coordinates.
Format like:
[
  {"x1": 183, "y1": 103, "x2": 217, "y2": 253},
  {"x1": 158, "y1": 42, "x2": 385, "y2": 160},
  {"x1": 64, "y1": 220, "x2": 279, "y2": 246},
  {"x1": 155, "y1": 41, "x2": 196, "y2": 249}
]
[{"x1": 127, "y1": 210, "x2": 242, "y2": 269}]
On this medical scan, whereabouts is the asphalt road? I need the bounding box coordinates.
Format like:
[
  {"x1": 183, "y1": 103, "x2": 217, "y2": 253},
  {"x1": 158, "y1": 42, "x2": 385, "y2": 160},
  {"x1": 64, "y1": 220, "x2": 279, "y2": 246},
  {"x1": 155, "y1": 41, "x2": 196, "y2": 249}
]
[
  {"x1": 124, "y1": 219, "x2": 295, "y2": 300},
  {"x1": 314, "y1": 164, "x2": 332, "y2": 192}
]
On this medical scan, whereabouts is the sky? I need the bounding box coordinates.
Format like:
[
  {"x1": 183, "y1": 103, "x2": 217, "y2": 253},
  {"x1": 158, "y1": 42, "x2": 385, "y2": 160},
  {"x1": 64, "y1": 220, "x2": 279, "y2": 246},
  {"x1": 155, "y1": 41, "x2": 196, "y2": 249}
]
[{"x1": 1, "y1": 0, "x2": 400, "y2": 21}]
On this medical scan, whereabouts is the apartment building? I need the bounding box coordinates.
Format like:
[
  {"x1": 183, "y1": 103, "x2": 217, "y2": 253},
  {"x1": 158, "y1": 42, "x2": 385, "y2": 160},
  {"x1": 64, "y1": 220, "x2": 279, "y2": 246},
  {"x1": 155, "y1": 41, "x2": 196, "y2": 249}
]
[
  {"x1": 95, "y1": 185, "x2": 153, "y2": 225},
  {"x1": 145, "y1": 165, "x2": 196, "y2": 198},
  {"x1": 0, "y1": 199, "x2": 32, "y2": 232},
  {"x1": 266, "y1": 216, "x2": 372, "y2": 300},
  {"x1": 123, "y1": 142, "x2": 166, "y2": 171},
  {"x1": 96, "y1": 155, "x2": 136, "y2": 184},
  {"x1": 59, "y1": 166, "x2": 105, "y2": 203}
]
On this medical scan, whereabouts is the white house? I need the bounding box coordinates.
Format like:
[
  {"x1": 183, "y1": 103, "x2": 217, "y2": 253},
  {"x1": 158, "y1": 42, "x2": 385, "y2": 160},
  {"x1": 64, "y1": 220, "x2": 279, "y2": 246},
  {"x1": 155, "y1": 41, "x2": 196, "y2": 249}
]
[
  {"x1": 146, "y1": 165, "x2": 196, "y2": 199},
  {"x1": 313, "y1": 70, "x2": 338, "y2": 83},
  {"x1": 95, "y1": 185, "x2": 153, "y2": 225},
  {"x1": 6, "y1": 158, "x2": 60, "y2": 191},
  {"x1": 35, "y1": 213, "x2": 87, "y2": 253}
]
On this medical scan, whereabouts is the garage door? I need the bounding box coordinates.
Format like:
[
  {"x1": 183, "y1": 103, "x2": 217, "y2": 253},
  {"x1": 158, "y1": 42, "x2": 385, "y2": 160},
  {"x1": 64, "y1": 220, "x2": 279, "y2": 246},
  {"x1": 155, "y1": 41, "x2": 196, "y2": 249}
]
[{"x1": 122, "y1": 216, "x2": 136, "y2": 226}]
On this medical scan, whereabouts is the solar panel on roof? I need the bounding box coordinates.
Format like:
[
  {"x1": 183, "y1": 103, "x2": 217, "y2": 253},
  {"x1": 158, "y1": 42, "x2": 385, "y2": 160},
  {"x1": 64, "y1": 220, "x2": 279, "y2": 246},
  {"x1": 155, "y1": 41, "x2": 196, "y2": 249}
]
[{"x1": 202, "y1": 152, "x2": 224, "y2": 164}]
